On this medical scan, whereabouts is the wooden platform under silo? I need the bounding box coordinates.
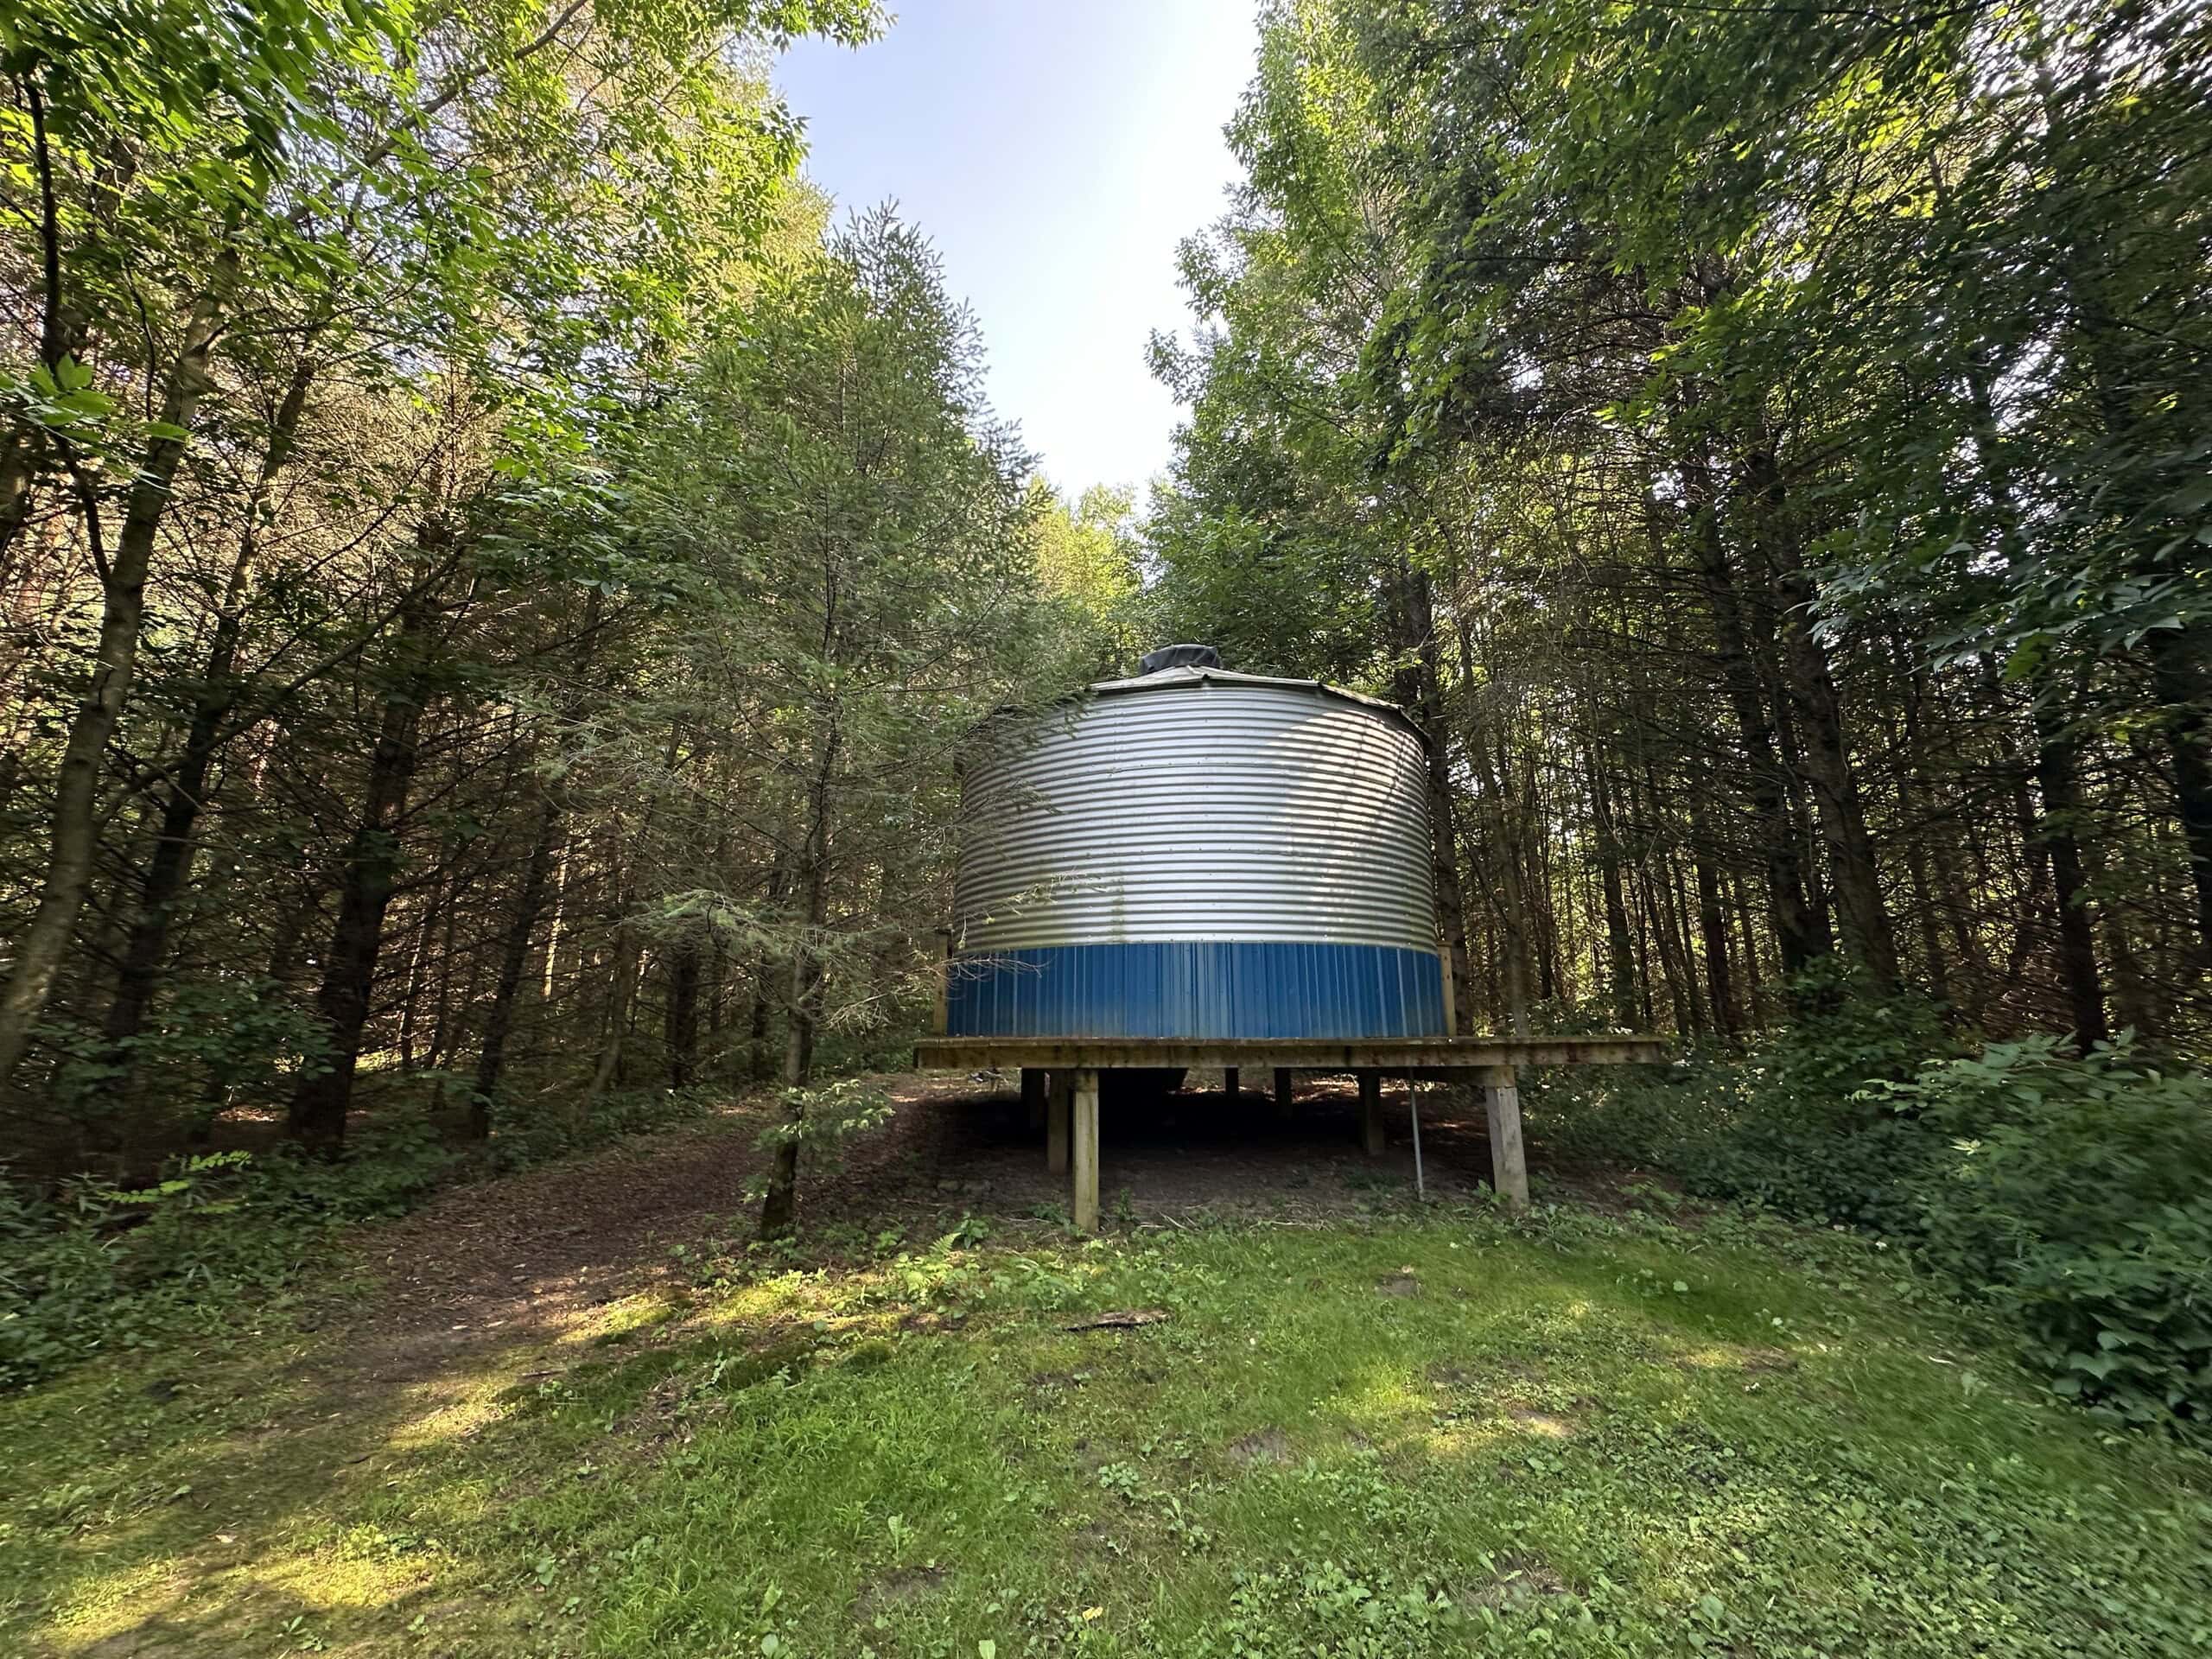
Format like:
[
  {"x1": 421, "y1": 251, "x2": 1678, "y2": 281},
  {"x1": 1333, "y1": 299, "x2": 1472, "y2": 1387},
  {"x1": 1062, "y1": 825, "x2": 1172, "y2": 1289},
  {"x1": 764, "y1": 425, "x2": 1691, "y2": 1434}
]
[{"x1": 911, "y1": 1036, "x2": 1666, "y2": 1232}]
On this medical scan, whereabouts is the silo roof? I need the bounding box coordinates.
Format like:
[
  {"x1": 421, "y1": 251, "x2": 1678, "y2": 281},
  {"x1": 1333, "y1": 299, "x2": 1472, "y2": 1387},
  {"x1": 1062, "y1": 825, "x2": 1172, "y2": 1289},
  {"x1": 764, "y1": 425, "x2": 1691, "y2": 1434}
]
[{"x1": 1084, "y1": 664, "x2": 1428, "y2": 742}]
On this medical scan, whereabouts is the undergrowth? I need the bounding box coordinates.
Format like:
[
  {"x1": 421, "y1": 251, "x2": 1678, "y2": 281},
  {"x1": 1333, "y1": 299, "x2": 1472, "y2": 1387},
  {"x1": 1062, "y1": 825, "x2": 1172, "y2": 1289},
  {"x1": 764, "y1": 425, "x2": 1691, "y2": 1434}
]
[
  {"x1": 0, "y1": 1083, "x2": 724, "y2": 1390},
  {"x1": 1532, "y1": 974, "x2": 2212, "y2": 1433}
]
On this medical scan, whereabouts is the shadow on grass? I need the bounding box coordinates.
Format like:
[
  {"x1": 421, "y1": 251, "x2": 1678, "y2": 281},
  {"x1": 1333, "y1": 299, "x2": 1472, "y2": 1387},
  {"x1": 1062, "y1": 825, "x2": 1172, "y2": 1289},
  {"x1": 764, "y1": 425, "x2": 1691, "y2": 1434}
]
[{"x1": 5, "y1": 1088, "x2": 2209, "y2": 1658}]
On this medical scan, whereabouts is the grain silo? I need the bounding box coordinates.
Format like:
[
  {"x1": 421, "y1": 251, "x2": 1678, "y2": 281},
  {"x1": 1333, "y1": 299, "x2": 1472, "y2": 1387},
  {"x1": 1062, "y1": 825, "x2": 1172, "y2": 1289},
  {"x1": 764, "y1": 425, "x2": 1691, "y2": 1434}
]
[
  {"x1": 945, "y1": 645, "x2": 1449, "y2": 1041},
  {"x1": 917, "y1": 646, "x2": 1663, "y2": 1233}
]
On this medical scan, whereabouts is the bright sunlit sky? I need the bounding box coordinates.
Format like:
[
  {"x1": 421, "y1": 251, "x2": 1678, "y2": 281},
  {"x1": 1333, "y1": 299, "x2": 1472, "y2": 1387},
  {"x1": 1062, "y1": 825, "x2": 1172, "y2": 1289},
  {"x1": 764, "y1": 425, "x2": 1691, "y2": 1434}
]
[{"x1": 776, "y1": 2, "x2": 1260, "y2": 499}]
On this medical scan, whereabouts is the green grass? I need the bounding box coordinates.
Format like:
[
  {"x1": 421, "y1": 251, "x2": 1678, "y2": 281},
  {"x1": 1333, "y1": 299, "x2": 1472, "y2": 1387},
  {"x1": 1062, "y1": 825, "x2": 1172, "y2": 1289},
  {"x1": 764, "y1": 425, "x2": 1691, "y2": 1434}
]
[{"x1": 3, "y1": 1199, "x2": 2209, "y2": 1657}]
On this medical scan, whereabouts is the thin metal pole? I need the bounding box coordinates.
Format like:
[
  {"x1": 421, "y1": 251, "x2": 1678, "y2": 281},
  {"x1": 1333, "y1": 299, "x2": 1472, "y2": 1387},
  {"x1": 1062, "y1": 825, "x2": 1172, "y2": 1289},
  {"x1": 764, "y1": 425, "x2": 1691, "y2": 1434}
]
[{"x1": 1406, "y1": 1069, "x2": 1425, "y2": 1200}]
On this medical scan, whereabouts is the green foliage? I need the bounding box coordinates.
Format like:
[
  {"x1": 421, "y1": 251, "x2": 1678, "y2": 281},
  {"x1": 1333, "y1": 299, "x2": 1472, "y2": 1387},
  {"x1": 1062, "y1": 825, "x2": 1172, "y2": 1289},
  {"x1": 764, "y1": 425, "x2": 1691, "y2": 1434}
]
[
  {"x1": 486, "y1": 1084, "x2": 722, "y2": 1172},
  {"x1": 760, "y1": 1077, "x2": 894, "y2": 1153},
  {"x1": 46, "y1": 976, "x2": 331, "y2": 1141},
  {"x1": 0, "y1": 1136, "x2": 451, "y2": 1389},
  {"x1": 1663, "y1": 976, "x2": 1954, "y2": 1227},
  {"x1": 1540, "y1": 972, "x2": 1951, "y2": 1223},
  {"x1": 1758, "y1": 965, "x2": 1955, "y2": 1105},
  {"x1": 809, "y1": 1004, "x2": 935, "y2": 1077},
  {"x1": 0, "y1": 1079, "x2": 734, "y2": 1390},
  {"x1": 1875, "y1": 1038, "x2": 2212, "y2": 1428},
  {"x1": 741, "y1": 1077, "x2": 893, "y2": 1210},
  {"x1": 1545, "y1": 1017, "x2": 2212, "y2": 1432},
  {"x1": 1027, "y1": 480, "x2": 1144, "y2": 671}
]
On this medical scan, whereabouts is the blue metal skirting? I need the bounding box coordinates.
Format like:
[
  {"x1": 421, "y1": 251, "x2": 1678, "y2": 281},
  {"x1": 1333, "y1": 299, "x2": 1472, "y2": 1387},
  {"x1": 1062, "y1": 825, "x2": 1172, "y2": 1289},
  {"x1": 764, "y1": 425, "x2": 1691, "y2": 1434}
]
[{"x1": 946, "y1": 942, "x2": 1447, "y2": 1040}]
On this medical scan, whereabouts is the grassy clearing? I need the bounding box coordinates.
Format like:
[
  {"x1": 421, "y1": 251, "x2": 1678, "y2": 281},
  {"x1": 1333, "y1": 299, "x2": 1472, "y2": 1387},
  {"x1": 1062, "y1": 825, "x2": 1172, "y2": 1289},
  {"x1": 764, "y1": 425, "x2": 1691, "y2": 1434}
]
[{"x1": 3, "y1": 1196, "x2": 2208, "y2": 1657}]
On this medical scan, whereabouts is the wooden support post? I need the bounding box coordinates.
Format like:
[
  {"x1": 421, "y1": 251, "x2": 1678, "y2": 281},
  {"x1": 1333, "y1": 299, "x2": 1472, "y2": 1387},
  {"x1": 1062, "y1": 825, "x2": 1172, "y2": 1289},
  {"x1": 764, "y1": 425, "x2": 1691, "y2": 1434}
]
[
  {"x1": 1022, "y1": 1067, "x2": 1046, "y2": 1129},
  {"x1": 1223, "y1": 1065, "x2": 1239, "y2": 1100},
  {"x1": 1481, "y1": 1064, "x2": 1529, "y2": 1211},
  {"x1": 1047, "y1": 1072, "x2": 1071, "y2": 1175},
  {"x1": 1274, "y1": 1068, "x2": 1294, "y2": 1118},
  {"x1": 1071, "y1": 1068, "x2": 1100, "y2": 1234},
  {"x1": 1358, "y1": 1071, "x2": 1385, "y2": 1155}
]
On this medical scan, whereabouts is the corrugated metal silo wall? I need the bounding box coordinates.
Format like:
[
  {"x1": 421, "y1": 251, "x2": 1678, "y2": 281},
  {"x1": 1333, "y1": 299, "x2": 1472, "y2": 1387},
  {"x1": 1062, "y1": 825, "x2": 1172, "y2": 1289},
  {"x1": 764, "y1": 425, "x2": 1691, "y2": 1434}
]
[{"x1": 947, "y1": 678, "x2": 1446, "y2": 1039}]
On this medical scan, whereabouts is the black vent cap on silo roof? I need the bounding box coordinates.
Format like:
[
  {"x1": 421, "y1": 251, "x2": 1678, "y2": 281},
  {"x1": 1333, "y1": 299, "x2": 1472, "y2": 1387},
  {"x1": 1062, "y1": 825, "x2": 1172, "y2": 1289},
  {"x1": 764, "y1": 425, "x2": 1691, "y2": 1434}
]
[{"x1": 1138, "y1": 643, "x2": 1222, "y2": 674}]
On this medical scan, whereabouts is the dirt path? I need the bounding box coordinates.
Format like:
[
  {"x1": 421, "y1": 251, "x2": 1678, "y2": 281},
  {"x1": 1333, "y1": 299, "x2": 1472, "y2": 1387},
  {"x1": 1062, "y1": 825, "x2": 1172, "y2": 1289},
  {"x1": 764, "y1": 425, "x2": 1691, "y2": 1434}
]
[
  {"x1": 339, "y1": 1069, "x2": 1504, "y2": 1382},
  {"x1": 9, "y1": 1073, "x2": 1523, "y2": 1657}
]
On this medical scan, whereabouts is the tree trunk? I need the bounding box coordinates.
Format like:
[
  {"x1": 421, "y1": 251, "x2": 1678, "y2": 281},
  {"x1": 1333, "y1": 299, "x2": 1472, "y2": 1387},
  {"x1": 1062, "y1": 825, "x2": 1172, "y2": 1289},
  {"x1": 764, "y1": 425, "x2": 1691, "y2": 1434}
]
[
  {"x1": 759, "y1": 728, "x2": 838, "y2": 1241},
  {"x1": 470, "y1": 782, "x2": 565, "y2": 1135},
  {"x1": 1676, "y1": 476, "x2": 1827, "y2": 976},
  {"x1": 0, "y1": 255, "x2": 236, "y2": 1090},
  {"x1": 1452, "y1": 621, "x2": 1532, "y2": 1036},
  {"x1": 757, "y1": 914, "x2": 820, "y2": 1241},
  {"x1": 1732, "y1": 873, "x2": 1764, "y2": 1018},
  {"x1": 1531, "y1": 760, "x2": 1560, "y2": 1004},
  {"x1": 2030, "y1": 697, "x2": 2110, "y2": 1050},
  {"x1": 664, "y1": 937, "x2": 702, "y2": 1090},
  {"x1": 1888, "y1": 652, "x2": 1955, "y2": 1011},
  {"x1": 1590, "y1": 754, "x2": 1639, "y2": 1027},
  {"x1": 582, "y1": 834, "x2": 643, "y2": 1116},
  {"x1": 102, "y1": 353, "x2": 317, "y2": 1065},
  {"x1": 746, "y1": 965, "x2": 774, "y2": 1083},
  {"x1": 583, "y1": 941, "x2": 643, "y2": 1116},
  {"x1": 395, "y1": 871, "x2": 438, "y2": 1071},
  {"x1": 2078, "y1": 830, "x2": 2160, "y2": 1039},
  {"x1": 425, "y1": 868, "x2": 464, "y2": 1071},
  {"x1": 0, "y1": 429, "x2": 41, "y2": 575},
  {"x1": 1689, "y1": 800, "x2": 1737, "y2": 1039},
  {"x1": 1387, "y1": 555, "x2": 1471, "y2": 1003},
  {"x1": 2013, "y1": 80, "x2": 2212, "y2": 962},
  {"x1": 1746, "y1": 448, "x2": 1902, "y2": 991},
  {"x1": 287, "y1": 578, "x2": 435, "y2": 1149},
  {"x1": 2145, "y1": 627, "x2": 2212, "y2": 954}
]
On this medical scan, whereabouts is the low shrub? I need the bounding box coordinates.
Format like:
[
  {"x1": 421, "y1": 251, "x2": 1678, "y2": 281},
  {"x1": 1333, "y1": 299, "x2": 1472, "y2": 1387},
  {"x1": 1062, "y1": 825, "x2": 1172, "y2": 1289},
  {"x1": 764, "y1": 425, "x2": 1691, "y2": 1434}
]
[
  {"x1": 0, "y1": 1121, "x2": 457, "y2": 1389},
  {"x1": 485, "y1": 1079, "x2": 721, "y2": 1169},
  {"x1": 1872, "y1": 1036, "x2": 2212, "y2": 1428},
  {"x1": 1536, "y1": 988, "x2": 2212, "y2": 1433},
  {"x1": 1570, "y1": 975, "x2": 1955, "y2": 1228},
  {"x1": 0, "y1": 1080, "x2": 724, "y2": 1391}
]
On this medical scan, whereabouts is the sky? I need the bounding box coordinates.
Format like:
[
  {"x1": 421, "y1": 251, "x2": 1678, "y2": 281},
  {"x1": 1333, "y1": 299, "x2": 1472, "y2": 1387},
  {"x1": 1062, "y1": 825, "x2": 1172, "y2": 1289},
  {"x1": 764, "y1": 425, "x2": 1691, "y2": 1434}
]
[{"x1": 775, "y1": 2, "x2": 1260, "y2": 499}]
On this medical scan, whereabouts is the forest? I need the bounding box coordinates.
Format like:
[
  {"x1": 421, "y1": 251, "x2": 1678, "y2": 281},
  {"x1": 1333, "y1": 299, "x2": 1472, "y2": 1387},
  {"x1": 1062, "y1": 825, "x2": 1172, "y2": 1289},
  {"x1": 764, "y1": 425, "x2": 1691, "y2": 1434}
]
[
  {"x1": 1, "y1": 0, "x2": 2209, "y2": 1652},
  {"x1": 2, "y1": 0, "x2": 2209, "y2": 1386},
  {"x1": 0, "y1": 0, "x2": 1134, "y2": 1188}
]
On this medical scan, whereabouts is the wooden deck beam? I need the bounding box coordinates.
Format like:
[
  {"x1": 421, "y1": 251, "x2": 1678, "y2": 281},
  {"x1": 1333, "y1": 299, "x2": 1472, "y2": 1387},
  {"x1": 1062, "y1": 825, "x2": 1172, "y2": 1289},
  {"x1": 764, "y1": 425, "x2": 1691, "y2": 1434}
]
[
  {"x1": 950, "y1": 1037, "x2": 1661, "y2": 1231},
  {"x1": 1021, "y1": 1066, "x2": 1046, "y2": 1128},
  {"x1": 917, "y1": 1036, "x2": 1663, "y2": 1072},
  {"x1": 1481, "y1": 1064, "x2": 1529, "y2": 1211}
]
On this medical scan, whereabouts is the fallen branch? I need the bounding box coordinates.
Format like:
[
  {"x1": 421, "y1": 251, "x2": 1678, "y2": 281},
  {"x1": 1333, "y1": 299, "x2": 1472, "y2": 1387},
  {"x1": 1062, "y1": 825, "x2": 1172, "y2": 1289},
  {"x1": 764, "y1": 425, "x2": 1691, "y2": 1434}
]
[{"x1": 1064, "y1": 1308, "x2": 1170, "y2": 1331}]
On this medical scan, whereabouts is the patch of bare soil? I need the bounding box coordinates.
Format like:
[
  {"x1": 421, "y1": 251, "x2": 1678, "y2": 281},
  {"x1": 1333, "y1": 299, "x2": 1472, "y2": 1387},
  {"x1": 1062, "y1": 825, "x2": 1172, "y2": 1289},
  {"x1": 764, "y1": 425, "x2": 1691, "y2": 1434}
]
[
  {"x1": 1228, "y1": 1427, "x2": 1291, "y2": 1467},
  {"x1": 1505, "y1": 1406, "x2": 1577, "y2": 1437},
  {"x1": 326, "y1": 1068, "x2": 1513, "y2": 1388},
  {"x1": 853, "y1": 1567, "x2": 944, "y2": 1619}
]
